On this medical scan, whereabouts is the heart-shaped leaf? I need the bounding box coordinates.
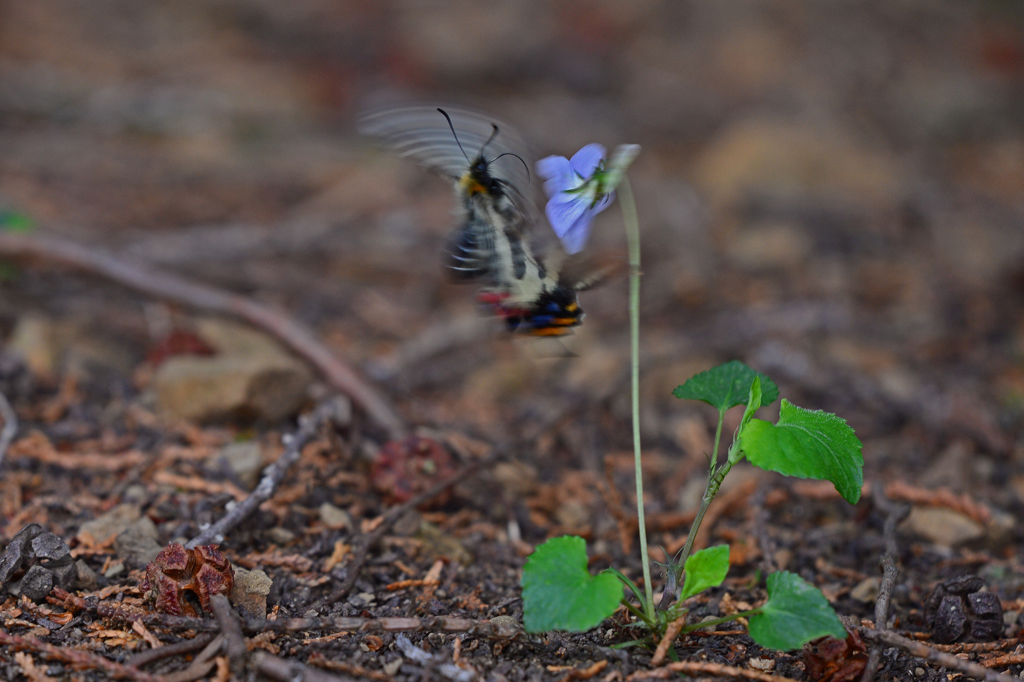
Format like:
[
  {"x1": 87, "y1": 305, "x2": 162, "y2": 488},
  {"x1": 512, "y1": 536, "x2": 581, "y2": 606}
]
[
  {"x1": 680, "y1": 545, "x2": 730, "y2": 601},
  {"x1": 747, "y1": 571, "x2": 846, "y2": 650},
  {"x1": 673, "y1": 361, "x2": 779, "y2": 412},
  {"x1": 739, "y1": 400, "x2": 863, "y2": 503},
  {"x1": 521, "y1": 536, "x2": 622, "y2": 632}
]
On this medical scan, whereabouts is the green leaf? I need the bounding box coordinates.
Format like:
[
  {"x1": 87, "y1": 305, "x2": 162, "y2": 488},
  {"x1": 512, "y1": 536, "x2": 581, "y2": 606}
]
[
  {"x1": 740, "y1": 377, "x2": 762, "y2": 430},
  {"x1": 679, "y1": 545, "x2": 730, "y2": 601},
  {"x1": 673, "y1": 361, "x2": 779, "y2": 412},
  {"x1": 739, "y1": 400, "x2": 863, "y2": 504},
  {"x1": 747, "y1": 571, "x2": 846, "y2": 650},
  {"x1": 521, "y1": 536, "x2": 623, "y2": 633},
  {"x1": 0, "y1": 211, "x2": 34, "y2": 233}
]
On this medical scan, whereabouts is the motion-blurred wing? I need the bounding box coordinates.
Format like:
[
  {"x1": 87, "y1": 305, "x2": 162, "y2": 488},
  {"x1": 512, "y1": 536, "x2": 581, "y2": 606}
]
[{"x1": 358, "y1": 105, "x2": 534, "y2": 199}]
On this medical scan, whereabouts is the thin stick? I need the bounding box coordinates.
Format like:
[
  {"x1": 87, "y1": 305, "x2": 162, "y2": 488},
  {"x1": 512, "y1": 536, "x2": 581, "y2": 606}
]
[
  {"x1": 629, "y1": 660, "x2": 802, "y2": 682},
  {"x1": 857, "y1": 628, "x2": 1021, "y2": 682},
  {"x1": 186, "y1": 397, "x2": 346, "y2": 548},
  {"x1": 209, "y1": 595, "x2": 246, "y2": 675},
  {"x1": 860, "y1": 485, "x2": 911, "y2": 682},
  {"x1": 126, "y1": 633, "x2": 217, "y2": 668},
  {"x1": 0, "y1": 390, "x2": 17, "y2": 467},
  {"x1": 0, "y1": 631, "x2": 163, "y2": 682},
  {"x1": 242, "y1": 615, "x2": 523, "y2": 639},
  {"x1": 0, "y1": 232, "x2": 405, "y2": 439},
  {"x1": 55, "y1": 588, "x2": 524, "y2": 639},
  {"x1": 253, "y1": 651, "x2": 360, "y2": 682},
  {"x1": 649, "y1": 614, "x2": 686, "y2": 666}
]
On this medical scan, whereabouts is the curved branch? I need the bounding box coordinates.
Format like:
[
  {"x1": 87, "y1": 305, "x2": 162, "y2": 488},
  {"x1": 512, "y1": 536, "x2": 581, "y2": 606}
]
[{"x1": 0, "y1": 232, "x2": 406, "y2": 439}]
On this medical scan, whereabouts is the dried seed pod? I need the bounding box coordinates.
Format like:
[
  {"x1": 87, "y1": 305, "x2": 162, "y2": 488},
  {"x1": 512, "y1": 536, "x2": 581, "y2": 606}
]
[
  {"x1": 803, "y1": 629, "x2": 868, "y2": 682},
  {"x1": 924, "y1": 574, "x2": 1004, "y2": 643},
  {"x1": 141, "y1": 543, "x2": 234, "y2": 617}
]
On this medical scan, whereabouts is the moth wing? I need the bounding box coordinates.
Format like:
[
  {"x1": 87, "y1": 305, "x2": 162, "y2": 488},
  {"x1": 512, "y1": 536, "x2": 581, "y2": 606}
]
[
  {"x1": 557, "y1": 251, "x2": 628, "y2": 291},
  {"x1": 358, "y1": 105, "x2": 535, "y2": 208}
]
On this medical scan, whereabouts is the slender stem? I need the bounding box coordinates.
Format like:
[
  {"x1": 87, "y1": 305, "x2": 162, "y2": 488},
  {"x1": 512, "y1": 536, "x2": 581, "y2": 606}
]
[
  {"x1": 673, "y1": 461, "x2": 730, "y2": 568},
  {"x1": 620, "y1": 177, "x2": 654, "y2": 621}
]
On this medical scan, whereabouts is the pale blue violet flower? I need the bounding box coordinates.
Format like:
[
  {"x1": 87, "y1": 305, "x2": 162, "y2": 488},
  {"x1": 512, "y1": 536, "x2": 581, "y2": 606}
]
[{"x1": 537, "y1": 143, "x2": 641, "y2": 254}]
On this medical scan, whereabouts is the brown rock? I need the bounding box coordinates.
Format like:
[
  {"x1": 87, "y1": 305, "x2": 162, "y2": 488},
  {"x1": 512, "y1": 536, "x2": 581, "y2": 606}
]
[
  {"x1": 901, "y1": 506, "x2": 984, "y2": 547},
  {"x1": 153, "y1": 318, "x2": 312, "y2": 422}
]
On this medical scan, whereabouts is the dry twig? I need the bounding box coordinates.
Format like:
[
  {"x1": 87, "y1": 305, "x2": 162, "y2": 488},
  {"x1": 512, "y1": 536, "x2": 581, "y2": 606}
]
[
  {"x1": 253, "y1": 651, "x2": 360, "y2": 682},
  {"x1": 649, "y1": 614, "x2": 686, "y2": 667},
  {"x1": 0, "y1": 232, "x2": 405, "y2": 439},
  {"x1": 210, "y1": 595, "x2": 246, "y2": 676},
  {"x1": 126, "y1": 632, "x2": 217, "y2": 668},
  {"x1": 860, "y1": 484, "x2": 911, "y2": 682},
  {"x1": 628, "y1": 660, "x2": 802, "y2": 682},
  {"x1": 186, "y1": 397, "x2": 347, "y2": 548},
  {"x1": 0, "y1": 631, "x2": 162, "y2": 682},
  {"x1": 241, "y1": 614, "x2": 523, "y2": 639},
  {"x1": 857, "y1": 628, "x2": 1020, "y2": 682}
]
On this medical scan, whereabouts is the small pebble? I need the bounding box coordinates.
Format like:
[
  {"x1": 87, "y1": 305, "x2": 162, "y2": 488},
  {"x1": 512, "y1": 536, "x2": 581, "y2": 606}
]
[
  {"x1": 103, "y1": 562, "x2": 125, "y2": 579},
  {"x1": 434, "y1": 589, "x2": 447, "y2": 598},
  {"x1": 915, "y1": 668, "x2": 925, "y2": 677}
]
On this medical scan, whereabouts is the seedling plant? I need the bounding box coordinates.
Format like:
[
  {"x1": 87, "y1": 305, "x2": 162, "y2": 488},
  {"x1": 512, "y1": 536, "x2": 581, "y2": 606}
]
[{"x1": 521, "y1": 144, "x2": 864, "y2": 653}]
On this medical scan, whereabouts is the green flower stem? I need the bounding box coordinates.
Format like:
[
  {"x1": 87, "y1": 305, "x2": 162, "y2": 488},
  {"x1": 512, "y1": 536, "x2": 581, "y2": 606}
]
[{"x1": 620, "y1": 177, "x2": 654, "y2": 622}]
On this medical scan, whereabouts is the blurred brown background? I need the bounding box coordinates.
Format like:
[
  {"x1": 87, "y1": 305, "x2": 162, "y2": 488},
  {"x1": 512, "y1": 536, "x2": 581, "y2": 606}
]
[{"x1": 2, "y1": 1, "x2": 1024, "y2": 493}]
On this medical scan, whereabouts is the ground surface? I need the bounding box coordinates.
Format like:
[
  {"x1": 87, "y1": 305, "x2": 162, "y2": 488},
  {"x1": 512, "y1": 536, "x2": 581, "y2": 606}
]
[{"x1": 1, "y1": 2, "x2": 1024, "y2": 680}]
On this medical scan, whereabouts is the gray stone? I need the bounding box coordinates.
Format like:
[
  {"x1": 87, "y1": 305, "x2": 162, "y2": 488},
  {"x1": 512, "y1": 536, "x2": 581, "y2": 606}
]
[
  {"x1": 77, "y1": 504, "x2": 141, "y2": 545},
  {"x1": 18, "y1": 565, "x2": 54, "y2": 601},
  {"x1": 0, "y1": 523, "x2": 43, "y2": 584},
  {"x1": 114, "y1": 517, "x2": 162, "y2": 568},
  {"x1": 319, "y1": 503, "x2": 352, "y2": 530},
  {"x1": 212, "y1": 441, "x2": 264, "y2": 489},
  {"x1": 51, "y1": 562, "x2": 77, "y2": 590},
  {"x1": 266, "y1": 527, "x2": 296, "y2": 545},
  {"x1": 74, "y1": 560, "x2": 98, "y2": 590},
  {"x1": 31, "y1": 532, "x2": 71, "y2": 565}
]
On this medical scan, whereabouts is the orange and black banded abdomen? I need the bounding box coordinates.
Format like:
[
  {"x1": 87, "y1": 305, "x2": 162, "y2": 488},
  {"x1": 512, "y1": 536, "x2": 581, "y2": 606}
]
[{"x1": 503, "y1": 286, "x2": 585, "y2": 337}]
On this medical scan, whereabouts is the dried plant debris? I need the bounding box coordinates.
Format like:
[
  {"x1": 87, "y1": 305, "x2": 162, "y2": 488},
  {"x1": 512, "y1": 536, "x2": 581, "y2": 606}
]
[
  {"x1": 139, "y1": 543, "x2": 234, "y2": 617},
  {"x1": 924, "y1": 575, "x2": 1005, "y2": 644},
  {"x1": 803, "y1": 630, "x2": 868, "y2": 682}
]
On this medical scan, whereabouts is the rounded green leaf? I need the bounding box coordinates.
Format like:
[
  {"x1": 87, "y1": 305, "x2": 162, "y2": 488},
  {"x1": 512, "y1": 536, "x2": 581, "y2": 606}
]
[
  {"x1": 747, "y1": 571, "x2": 846, "y2": 650},
  {"x1": 739, "y1": 400, "x2": 863, "y2": 503},
  {"x1": 521, "y1": 536, "x2": 622, "y2": 633},
  {"x1": 680, "y1": 545, "x2": 730, "y2": 601},
  {"x1": 673, "y1": 361, "x2": 779, "y2": 412}
]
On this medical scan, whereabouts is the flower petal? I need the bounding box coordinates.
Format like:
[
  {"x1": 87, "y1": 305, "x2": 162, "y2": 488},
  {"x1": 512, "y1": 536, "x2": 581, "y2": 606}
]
[
  {"x1": 558, "y1": 214, "x2": 595, "y2": 255},
  {"x1": 536, "y1": 156, "x2": 574, "y2": 198},
  {"x1": 546, "y1": 195, "x2": 593, "y2": 255},
  {"x1": 569, "y1": 144, "x2": 606, "y2": 179}
]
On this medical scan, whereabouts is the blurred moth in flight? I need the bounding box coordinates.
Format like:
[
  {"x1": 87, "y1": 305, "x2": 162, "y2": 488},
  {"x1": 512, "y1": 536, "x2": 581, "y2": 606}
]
[{"x1": 359, "y1": 105, "x2": 619, "y2": 337}]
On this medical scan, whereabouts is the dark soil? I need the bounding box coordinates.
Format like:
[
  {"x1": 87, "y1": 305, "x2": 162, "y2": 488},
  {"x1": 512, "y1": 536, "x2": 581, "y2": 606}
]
[{"x1": 2, "y1": 2, "x2": 1024, "y2": 681}]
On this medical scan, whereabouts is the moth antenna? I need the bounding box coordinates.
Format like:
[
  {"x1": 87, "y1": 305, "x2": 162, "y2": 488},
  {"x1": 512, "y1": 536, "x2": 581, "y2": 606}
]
[
  {"x1": 437, "y1": 108, "x2": 471, "y2": 164},
  {"x1": 491, "y1": 152, "x2": 531, "y2": 182},
  {"x1": 478, "y1": 123, "x2": 501, "y2": 158}
]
